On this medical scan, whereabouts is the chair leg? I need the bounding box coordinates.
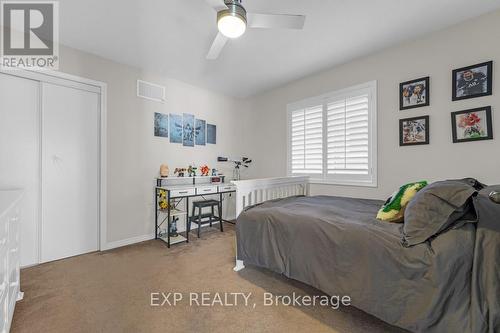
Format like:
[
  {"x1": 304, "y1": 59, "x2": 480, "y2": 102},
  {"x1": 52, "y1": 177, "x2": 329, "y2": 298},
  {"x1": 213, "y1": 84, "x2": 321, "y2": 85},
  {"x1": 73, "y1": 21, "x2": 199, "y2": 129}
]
[
  {"x1": 210, "y1": 206, "x2": 214, "y2": 227},
  {"x1": 218, "y1": 202, "x2": 223, "y2": 232},
  {"x1": 189, "y1": 203, "x2": 195, "y2": 237},
  {"x1": 197, "y1": 207, "x2": 201, "y2": 238}
]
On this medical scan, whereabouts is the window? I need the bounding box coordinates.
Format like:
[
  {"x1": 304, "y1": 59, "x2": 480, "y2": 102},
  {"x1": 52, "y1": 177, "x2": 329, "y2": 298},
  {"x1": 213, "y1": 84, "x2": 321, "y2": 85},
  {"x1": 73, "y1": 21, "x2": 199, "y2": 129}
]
[
  {"x1": 289, "y1": 105, "x2": 323, "y2": 175},
  {"x1": 287, "y1": 81, "x2": 377, "y2": 187}
]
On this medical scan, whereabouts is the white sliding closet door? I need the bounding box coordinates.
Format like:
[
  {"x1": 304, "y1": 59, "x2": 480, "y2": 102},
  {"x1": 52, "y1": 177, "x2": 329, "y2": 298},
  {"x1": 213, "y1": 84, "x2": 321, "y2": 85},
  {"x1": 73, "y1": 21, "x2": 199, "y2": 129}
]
[
  {"x1": 41, "y1": 82, "x2": 99, "y2": 263},
  {"x1": 0, "y1": 73, "x2": 40, "y2": 266}
]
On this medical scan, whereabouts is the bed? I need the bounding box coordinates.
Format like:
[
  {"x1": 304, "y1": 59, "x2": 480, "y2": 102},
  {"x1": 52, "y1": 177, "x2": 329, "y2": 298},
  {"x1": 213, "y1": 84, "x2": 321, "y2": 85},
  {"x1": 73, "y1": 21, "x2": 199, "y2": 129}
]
[{"x1": 231, "y1": 177, "x2": 500, "y2": 333}]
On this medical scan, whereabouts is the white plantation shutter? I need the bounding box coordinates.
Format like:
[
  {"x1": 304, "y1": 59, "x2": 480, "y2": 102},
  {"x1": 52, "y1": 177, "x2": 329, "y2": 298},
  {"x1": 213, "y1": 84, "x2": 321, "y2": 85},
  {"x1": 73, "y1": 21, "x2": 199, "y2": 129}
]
[
  {"x1": 327, "y1": 94, "x2": 369, "y2": 175},
  {"x1": 287, "y1": 81, "x2": 377, "y2": 186},
  {"x1": 290, "y1": 105, "x2": 323, "y2": 175}
]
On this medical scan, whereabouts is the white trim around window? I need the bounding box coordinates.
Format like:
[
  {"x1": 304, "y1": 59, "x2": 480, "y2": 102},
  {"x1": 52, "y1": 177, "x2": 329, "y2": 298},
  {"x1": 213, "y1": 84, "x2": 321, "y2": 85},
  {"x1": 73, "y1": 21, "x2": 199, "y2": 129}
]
[{"x1": 287, "y1": 81, "x2": 377, "y2": 187}]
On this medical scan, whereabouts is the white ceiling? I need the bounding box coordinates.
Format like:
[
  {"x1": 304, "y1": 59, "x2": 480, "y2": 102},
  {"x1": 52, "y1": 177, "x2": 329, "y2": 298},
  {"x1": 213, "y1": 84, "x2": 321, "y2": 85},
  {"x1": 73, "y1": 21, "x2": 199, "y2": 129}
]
[{"x1": 58, "y1": 0, "x2": 500, "y2": 98}]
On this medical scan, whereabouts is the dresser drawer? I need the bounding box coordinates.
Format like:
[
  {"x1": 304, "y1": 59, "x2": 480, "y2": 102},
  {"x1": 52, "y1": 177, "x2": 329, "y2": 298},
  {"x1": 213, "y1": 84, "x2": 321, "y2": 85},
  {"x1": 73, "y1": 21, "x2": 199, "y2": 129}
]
[
  {"x1": 170, "y1": 188, "x2": 195, "y2": 198},
  {"x1": 0, "y1": 286, "x2": 7, "y2": 332},
  {"x1": 0, "y1": 246, "x2": 6, "y2": 298},
  {"x1": 196, "y1": 186, "x2": 218, "y2": 195},
  {"x1": 218, "y1": 185, "x2": 236, "y2": 192}
]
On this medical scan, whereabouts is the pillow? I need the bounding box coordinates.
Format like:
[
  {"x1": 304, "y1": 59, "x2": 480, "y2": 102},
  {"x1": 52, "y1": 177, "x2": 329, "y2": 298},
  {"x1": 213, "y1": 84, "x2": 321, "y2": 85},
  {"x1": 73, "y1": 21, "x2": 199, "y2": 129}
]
[
  {"x1": 376, "y1": 181, "x2": 428, "y2": 223},
  {"x1": 402, "y1": 180, "x2": 477, "y2": 246},
  {"x1": 451, "y1": 177, "x2": 486, "y2": 191}
]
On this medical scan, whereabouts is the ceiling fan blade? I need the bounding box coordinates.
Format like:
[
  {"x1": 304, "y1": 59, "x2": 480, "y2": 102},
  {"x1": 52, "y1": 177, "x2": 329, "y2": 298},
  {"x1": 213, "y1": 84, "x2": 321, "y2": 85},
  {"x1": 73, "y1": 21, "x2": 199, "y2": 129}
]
[
  {"x1": 205, "y1": 0, "x2": 228, "y2": 11},
  {"x1": 206, "y1": 33, "x2": 229, "y2": 60},
  {"x1": 247, "y1": 13, "x2": 306, "y2": 30}
]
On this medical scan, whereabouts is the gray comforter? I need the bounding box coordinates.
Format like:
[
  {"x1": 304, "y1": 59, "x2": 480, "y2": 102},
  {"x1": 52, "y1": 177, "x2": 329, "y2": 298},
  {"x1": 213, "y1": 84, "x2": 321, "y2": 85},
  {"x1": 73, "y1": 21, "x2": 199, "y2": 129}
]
[{"x1": 236, "y1": 190, "x2": 500, "y2": 333}]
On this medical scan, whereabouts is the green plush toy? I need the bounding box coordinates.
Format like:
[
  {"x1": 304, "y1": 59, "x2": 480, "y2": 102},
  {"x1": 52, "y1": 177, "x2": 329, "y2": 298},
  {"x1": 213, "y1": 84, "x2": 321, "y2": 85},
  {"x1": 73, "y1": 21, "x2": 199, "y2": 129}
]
[{"x1": 377, "y1": 181, "x2": 428, "y2": 223}]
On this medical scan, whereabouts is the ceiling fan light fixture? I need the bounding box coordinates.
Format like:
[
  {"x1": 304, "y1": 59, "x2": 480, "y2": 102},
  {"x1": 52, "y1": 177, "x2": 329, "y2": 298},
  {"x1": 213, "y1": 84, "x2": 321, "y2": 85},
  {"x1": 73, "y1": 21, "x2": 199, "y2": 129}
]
[{"x1": 217, "y1": 2, "x2": 247, "y2": 39}]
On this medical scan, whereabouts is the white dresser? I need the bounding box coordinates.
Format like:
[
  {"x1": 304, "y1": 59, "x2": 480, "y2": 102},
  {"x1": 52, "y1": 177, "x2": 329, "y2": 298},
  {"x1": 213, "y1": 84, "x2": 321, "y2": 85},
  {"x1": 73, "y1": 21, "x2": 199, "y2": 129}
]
[{"x1": 0, "y1": 190, "x2": 23, "y2": 333}]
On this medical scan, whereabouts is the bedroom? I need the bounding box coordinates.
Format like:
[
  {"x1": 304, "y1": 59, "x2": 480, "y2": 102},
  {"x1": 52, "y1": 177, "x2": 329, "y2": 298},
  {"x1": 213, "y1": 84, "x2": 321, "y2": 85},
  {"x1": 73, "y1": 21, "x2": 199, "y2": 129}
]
[{"x1": 0, "y1": 0, "x2": 499, "y2": 332}]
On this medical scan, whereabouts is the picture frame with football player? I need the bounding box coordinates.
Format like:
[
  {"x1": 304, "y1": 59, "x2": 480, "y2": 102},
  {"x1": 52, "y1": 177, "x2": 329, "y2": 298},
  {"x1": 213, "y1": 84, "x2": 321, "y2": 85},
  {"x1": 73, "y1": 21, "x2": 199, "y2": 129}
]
[{"x1": 452, "y1": 61, "x2": 493, "y2": 101}]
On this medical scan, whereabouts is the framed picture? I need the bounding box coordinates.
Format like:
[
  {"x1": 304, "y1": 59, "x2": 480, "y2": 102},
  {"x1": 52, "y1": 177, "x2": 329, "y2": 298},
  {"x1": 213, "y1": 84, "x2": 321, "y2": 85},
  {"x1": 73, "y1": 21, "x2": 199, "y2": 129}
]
[
  {"x1": 451, "y1": 106, "x2": 493, "y2": 143},
  {"x1": 195, "y1": 119, "x2": 206, "y2": 146},
  {"x1": 182, "y1": 113, "x2": 195, "y2": 147},
  {"x1": 154, "y1": 112, "x2": 168, "y2": 138},
  {"x1": 207, "y1": 124, "x2": 216, "y2": 144},
  {"x1": 452, "y1": 61, "x2": 493, "y2": 101},
  {"x1": 169, "y1": 114, "x2": 183, "y2": 143},
  {"x1": 399, "y1": 77, "x2": 429, "y2": 110},
  {"x1": 399, "y1": 116, "x2": 429, "y2": 146}
]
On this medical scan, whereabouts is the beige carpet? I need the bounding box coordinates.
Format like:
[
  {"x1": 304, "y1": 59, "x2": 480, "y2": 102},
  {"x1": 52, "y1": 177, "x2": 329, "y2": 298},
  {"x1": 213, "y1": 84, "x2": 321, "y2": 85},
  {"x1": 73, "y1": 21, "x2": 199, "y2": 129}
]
[{"x1": 12, "y1": 225, "x2": 406, "y2": 333}]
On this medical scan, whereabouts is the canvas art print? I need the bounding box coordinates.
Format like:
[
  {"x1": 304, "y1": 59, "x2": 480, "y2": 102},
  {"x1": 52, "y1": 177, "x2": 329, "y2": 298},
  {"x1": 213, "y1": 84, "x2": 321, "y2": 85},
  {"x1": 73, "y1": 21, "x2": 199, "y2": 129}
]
[
  {"x1": 400, "y1": 77, "x2": 429, "y2": 110},
  {"x1": 207, "y1": 124, "x2": 216, "y2": 144},
  {"x1": 169, "y1": 114, "x2": 183, "y2": 143},
  {"x1": 400, "y1": 116, "x2": 429, "y2": 146},
  {"x1": 452, "y1": 61, "x2": 493, "y2": 101},
  {"x1": 451, "y1": 107, "x2": 493, "y2": 143},
  {"x1": 154, "y1": 112, "x2": 168, "y2": 138},
  {"x1": 195, "y1": 119, "x2": 206, "y2": 146},
  {"x1": 183, "y1": 113, "x2": 195, "y2": 147}
]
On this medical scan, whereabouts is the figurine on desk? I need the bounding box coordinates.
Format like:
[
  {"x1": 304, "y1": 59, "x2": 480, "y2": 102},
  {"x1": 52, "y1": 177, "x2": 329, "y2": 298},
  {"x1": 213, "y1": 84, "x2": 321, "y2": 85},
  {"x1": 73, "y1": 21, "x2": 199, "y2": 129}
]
[
  {"x1": 187, "y1": 165, "x2": 197, "y2": 177},
  {"x1": 200, "y1": 165, "x2": 210, "y2": 177},
  {"x1": 174, "y1": 168, "x2": 186, "y2": 177},
  {"x1": 159, "y1": 164, "x2": 169, "y2": 178}
]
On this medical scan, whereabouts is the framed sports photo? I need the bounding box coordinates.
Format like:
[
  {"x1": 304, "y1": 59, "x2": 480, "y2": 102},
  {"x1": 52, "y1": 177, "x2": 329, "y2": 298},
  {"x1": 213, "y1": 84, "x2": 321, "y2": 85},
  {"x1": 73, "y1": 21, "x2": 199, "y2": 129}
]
[
  {"x1": 399, "y1": 116, "x2": 430, "y2": 146},
  {"x1": 400, "y1": 77, "x2": 429, "y2": 110},
  {"x1": 451, "y1": 106, "x2": 493, "y2": 143},
  {"x1": 452, "y1": 61, "x2": 493, "y2": 101}
]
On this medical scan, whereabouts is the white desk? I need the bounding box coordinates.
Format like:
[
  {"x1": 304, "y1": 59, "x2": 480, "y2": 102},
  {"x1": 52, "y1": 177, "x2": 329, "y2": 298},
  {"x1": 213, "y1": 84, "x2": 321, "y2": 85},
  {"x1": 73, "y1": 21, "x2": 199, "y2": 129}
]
[{"x1": 154, "y1": 177, "x2": 236, "y2": 247}]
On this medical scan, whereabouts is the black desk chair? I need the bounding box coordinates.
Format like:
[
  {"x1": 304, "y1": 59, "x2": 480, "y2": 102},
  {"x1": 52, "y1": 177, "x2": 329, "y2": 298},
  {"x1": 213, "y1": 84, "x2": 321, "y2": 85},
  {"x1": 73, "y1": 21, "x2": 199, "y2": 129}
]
[{"x1": 188, "y1": 199, "x2": 223, "y2": 238}]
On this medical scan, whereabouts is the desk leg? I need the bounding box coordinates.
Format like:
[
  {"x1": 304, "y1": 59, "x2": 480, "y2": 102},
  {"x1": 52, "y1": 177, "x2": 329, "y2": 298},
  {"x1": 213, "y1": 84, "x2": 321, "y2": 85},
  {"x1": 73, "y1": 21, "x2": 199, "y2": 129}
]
[
  {"x1": 155, "y1": 188, "x2": 158, "y2": 239},
  {"x1": 167, "y1": 195, "x2": 171, "y2": 248},
  {"x1": 219, "y1": 192, "x2": 223, "y2": 232},
  {"x1": 186, "y1": 196, "x2": 190, "y2": 243}
]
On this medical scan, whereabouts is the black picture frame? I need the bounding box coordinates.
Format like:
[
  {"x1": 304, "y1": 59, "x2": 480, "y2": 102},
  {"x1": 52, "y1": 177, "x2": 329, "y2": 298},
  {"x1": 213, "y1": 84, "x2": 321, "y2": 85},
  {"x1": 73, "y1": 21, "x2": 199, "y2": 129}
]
[
  {"x1": 399, "y1": 76, "x2": 430, "y2": 110},
  {"x1": 399, "y1": 116, "x2": 430, "y2": 146},
  {"x1": 452, "y1": 61, "x2": 493, "y2": 101},
  {"x1": 451, "y1": 106, "x2": 493, "y2": 143}
]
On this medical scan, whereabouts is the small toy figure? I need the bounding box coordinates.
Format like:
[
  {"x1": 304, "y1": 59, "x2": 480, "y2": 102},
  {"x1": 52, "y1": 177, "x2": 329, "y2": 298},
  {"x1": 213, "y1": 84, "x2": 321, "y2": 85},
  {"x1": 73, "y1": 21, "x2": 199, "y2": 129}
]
[
  {"x1": 188, "y1": 165, "x2": 197, "y2": 177},
  {"x1": 170, "y1": 216, "x2": 179, "y2": 237},
  {"x1": 159, "y1": 164, "x2": 169, "y2": 177},
  {"x1": 200, "y1": 165, "x2": 210, "y2": 176},
  {"x1": 174, "y1": 168, "x2": 186, "y2": 177}
]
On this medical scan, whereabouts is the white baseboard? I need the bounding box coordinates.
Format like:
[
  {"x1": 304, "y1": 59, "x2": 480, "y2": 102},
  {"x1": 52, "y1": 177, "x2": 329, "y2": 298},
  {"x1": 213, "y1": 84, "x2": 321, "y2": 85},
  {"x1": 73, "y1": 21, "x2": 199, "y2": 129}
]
[
  {"x1": 103, "y1": 233, "x2": 154, "y2": 251},
  {"x1": 102, "y1": 218, "x2": 235, "y2": 251}
]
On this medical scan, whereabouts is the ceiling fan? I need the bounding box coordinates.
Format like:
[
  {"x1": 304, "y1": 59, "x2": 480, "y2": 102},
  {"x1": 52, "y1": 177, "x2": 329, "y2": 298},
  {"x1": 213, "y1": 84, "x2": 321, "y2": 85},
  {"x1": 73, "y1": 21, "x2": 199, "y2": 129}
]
[{"x1": 205, "y1": 0, "x2": 306, "y2": 60}]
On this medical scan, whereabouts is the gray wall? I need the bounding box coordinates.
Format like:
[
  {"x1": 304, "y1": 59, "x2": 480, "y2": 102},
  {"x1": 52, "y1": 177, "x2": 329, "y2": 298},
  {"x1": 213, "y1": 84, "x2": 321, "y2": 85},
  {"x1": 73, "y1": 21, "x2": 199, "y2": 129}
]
[
  {"x1": 243, "y1": 10, "x2": 500, "y2": 200},
  {"x1": 58, "y1": 46, "x2": 248, "y2": 245}
]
